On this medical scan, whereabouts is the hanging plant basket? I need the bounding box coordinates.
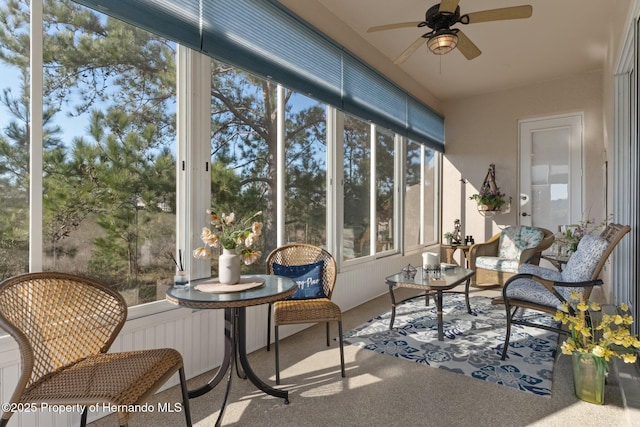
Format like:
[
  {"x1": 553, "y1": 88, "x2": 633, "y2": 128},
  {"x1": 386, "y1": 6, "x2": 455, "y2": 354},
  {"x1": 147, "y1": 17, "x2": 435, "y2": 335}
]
[
  {"x1": 477, "y1": 200, "x2": 511, "y2": 217},
  {"x1": 470, "y1": 164, "x2": 510, "y2": 217}
]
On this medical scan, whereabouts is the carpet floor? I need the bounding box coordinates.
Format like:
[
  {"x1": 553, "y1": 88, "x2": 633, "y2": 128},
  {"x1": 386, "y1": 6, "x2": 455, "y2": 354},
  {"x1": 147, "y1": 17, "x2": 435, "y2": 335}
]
[{"x1": 344, "y1": 293, "x2": 559, "y2": 396}]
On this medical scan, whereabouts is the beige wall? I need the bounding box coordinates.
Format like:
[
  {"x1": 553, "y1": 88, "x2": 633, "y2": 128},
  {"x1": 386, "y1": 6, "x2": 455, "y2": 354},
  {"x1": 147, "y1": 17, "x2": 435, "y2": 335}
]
[{"x1": 441, "y1": 70, "x2": 605, "y2": 247}]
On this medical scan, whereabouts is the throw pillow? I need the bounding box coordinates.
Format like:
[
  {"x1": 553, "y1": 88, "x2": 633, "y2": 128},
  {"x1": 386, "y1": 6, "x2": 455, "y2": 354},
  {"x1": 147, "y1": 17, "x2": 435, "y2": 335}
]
[
  {"x1": 273, "y1": 261, "x2": 326, "y2": 300},
  {"x1": 497, "y1": 225, "x2": 544, "y2": 260},
  {"x1": 562, "y1": 234, "x2": 609, "y2": 282}
]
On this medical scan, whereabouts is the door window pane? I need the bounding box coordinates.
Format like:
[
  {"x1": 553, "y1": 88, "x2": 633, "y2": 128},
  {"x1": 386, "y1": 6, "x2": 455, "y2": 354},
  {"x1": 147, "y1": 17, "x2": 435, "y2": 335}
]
[{"x1": 532, "y1": 128, "x2": 571, "y2": 228}]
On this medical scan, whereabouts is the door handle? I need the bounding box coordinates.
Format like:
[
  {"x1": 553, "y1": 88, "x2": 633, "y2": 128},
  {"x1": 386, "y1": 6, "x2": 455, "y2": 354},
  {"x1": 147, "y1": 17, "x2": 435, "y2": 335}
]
[{"x1": 521, "y1": 212, "x2": 530, "y2": 217}]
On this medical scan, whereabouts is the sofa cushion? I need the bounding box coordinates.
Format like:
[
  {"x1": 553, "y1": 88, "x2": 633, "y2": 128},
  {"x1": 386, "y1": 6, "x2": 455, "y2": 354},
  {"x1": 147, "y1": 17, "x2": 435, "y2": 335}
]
[
  {"x1": 518, "y1": 263, "x2": 563, "y2": 281},
  {"x1": 497, "y1": 226, "x2": 545, "y2": 260},
  {"x1": 505, "y1": 279, "x2": 584, "y2": 309}
]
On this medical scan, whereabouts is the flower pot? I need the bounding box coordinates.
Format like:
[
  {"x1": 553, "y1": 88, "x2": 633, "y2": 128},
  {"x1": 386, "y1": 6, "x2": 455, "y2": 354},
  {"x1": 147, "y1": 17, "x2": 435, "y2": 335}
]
[
  {"x1": 572, "y1": 352, "x2": 606, "y2": 404},
  {"x1": 219, "y1": 248, "x2": 241, "y2": 285},
  {"x1": 479, "y1": 204, "x2": 499, "y2": 211}
]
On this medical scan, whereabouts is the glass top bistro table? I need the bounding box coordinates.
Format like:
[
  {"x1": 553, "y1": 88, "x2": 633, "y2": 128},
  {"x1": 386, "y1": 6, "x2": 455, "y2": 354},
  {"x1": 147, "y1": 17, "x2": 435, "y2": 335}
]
[
  {"x1": 385, "y1": 266, "x2": 475, "y2": 341},
  {"x1": 166, "y1": 274, "x2": 297, "y2": 427}
]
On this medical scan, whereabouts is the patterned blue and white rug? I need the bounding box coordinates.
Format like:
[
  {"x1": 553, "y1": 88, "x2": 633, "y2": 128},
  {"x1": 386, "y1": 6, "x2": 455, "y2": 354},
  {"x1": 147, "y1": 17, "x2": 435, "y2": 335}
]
[{"x1": 344, "y1": 294, "x2": 559, "y2": 397}]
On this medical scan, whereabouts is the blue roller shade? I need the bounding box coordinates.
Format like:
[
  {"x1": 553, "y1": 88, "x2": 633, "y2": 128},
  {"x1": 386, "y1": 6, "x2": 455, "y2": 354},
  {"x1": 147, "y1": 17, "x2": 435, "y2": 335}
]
[
  {"x1": 74, "y1": 0, "x2": 202, "y2": 52},
  {"x1": 73, "y1": 0, "x2": 445, "y2": 151}
]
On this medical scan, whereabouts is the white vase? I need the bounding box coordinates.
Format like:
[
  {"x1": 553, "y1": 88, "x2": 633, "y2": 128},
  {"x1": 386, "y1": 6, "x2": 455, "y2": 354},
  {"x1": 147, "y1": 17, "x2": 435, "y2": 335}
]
[{"x1": 219, "y1": 248, "x2": 241, "y2": 285}]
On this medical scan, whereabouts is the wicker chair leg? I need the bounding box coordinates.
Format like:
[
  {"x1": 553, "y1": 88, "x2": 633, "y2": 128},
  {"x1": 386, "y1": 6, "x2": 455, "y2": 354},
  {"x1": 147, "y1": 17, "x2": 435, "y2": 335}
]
[
  {"x1": 179, "y1": 366, "x2": 193, "y2": 427},
  {"x1": 80, "y1": 405, "x2": 89, "y2": 427},
  {"x1": 338, "y1": 320, "x2": 345, "y2": 378},
  {"x1": 275, "y1": 325, "x2": 281, "y2": 385},
  {"x1": 267, "y1": 303, "x2": 272, "y2": 352},
  {"x1": 326, "y1": 322, "x2": 330, "y2": 346}
]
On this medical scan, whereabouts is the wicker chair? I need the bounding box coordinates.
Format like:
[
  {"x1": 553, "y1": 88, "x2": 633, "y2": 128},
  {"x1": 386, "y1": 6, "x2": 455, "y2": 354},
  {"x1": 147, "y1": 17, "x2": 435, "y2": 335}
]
[
  {"x1": 494, "y1": 223, "x2": 630, "y2": 360},
  {"x1": 266, "y1": 244, "x2": 345, "y2": 385},
  {"x1": 0, "y1": 272, "x2": 191, "y2": 427},
  {"x1": 469, "y1": 225, "x2": 555, "y2": 287}
]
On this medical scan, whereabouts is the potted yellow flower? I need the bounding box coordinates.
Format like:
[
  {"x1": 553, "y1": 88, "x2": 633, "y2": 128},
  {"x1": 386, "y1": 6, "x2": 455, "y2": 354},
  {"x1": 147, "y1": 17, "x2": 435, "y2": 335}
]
[
  {"x1": 193, "y1": 209, "x2": 263, "y2": 284},
  {"x1": 554, "y1": 291, "x2": 640, "y2": 404}
]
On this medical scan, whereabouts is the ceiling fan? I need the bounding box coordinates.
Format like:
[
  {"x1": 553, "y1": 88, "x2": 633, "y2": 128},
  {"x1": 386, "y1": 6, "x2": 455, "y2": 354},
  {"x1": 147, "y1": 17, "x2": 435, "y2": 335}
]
[{"x1": 367, "y1": 0, "x2": 532, "y2": 63}]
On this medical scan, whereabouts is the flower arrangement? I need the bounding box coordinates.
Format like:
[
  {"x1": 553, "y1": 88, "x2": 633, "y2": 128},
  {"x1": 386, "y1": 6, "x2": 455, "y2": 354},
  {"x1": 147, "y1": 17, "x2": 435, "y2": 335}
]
[
  {"x1": 469, "y1": 189, "x2": 508, "y2": 211},
  {"x1": 554, "y1": 291, "x2": 640, "y2": 364},
  {"x1": 555, "y1": 216, "x2": 609, "y2": 254},
  {"x1": 193, "y1": 209, "x2": 263, "y2": 265}
]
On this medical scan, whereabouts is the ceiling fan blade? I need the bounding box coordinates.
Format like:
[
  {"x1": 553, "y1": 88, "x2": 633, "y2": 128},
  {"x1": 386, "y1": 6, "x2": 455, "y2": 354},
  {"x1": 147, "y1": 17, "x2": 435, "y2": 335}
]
[
  {"x1": 456, "y1": 30, "x2": 481, "y2": 60},
  {"x1": 439, "y1": 0, "x2": 460, "y2": 14},
  {"x1": 367, "y1": 21, "x2": 422, "y2": 33},
  {"x1": 465, "y1": 5, "x2": 532, "y2": 24},
  {"x1": 394, "y1": 36, "x2": 426, "y2": 64}
]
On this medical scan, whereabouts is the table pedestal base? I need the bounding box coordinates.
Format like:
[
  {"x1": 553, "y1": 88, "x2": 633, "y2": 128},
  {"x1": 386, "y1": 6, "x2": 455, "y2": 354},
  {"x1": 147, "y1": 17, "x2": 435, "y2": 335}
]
[
  {"x1": 188, "y1": 307, "x2": 288, "y2": 426},
  {"x1": 387, "y1": 279, "x2": 471, "y2": 341}
]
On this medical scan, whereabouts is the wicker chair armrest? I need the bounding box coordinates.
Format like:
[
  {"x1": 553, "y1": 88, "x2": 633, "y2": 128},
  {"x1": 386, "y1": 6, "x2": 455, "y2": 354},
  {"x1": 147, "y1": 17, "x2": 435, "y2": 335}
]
[
  {"x1": 521, "y1": 253, "x2": 543, "y2": 265},
  {"x1": 519, "y1": 247, "x2": 543, "y2": 265},
  {"x1": 468, "y1": 233, "x2": 500, "y2": 269}
]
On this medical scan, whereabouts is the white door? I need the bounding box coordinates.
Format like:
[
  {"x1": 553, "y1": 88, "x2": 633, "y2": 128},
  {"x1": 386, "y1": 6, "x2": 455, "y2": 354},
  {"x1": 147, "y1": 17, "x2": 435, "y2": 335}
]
[{"x1": 519, "y1": 114, "x2": 583, "y2": 232}]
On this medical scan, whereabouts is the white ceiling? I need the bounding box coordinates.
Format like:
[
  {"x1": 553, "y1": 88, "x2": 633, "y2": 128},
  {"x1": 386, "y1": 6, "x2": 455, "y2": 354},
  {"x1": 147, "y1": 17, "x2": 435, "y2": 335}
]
[{"x1": 310, "y1": 0, "x2": 619, "y2": 101}]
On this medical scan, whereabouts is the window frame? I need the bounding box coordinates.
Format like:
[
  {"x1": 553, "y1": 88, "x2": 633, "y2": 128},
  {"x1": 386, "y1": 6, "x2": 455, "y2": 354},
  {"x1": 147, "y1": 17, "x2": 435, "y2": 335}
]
[{"x1": 17, "y1": 2, "x2": 442, "y2": 320}]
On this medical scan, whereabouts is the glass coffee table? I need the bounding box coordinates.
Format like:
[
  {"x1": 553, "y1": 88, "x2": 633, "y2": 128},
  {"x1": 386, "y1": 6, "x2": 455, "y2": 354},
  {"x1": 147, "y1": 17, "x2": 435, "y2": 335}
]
[{"x1": 385, "y1": 266, "x2": 475, "y2": 341}]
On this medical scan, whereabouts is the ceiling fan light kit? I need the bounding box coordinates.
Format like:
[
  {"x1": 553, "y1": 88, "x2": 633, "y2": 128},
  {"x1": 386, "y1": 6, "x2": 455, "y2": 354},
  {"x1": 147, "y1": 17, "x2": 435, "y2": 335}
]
[
  {"x1": 368, "y1": 1, "x2": 532, "y2": 64},
  {"x1": 427, "y1": 31, "x2": 458, "y2": 55}
]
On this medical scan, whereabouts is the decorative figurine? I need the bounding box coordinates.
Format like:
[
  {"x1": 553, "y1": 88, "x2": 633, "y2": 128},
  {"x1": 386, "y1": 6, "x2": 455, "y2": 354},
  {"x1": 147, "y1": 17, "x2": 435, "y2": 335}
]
[
  {"x1": 401, "y1": 264, "x2": 417, "y2": 280},
  {"x1": 453, "y1": 219, "x2": 462, "y2": 245}
]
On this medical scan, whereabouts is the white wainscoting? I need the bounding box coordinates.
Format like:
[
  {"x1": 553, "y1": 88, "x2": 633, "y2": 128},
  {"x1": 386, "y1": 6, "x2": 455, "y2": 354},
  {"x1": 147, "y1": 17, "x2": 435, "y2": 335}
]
[{"x1": 0, "y1": 250, "x2": 426, "y2": 426}]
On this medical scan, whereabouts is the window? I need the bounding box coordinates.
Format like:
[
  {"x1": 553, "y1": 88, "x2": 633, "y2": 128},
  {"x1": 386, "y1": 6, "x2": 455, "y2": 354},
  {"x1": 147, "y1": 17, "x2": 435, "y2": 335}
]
[
  {"x1": 0, "y1": 1, "x2": 179, "y2": 304},
  {"x1": 284, "y1": 92, "x2": 327, "y2": 246},
  {"x1": 2, "y1": 0, "x2": 443, "y2": 312},
  {"x1": 342, "y1": 114, "x2": 371, "y2": 260},
  {"x1": 208, "y1": 60, "x2": 274, "y2": 274},
  {"x1": 0, "y1": 0, "x2": 29, "y2": 280},
  {"x1": 375, "y1": 127, "x2": 396, "y2": 253},
  {"x1": 404, "y1": 140, "x2": 438, "y2": 249}
]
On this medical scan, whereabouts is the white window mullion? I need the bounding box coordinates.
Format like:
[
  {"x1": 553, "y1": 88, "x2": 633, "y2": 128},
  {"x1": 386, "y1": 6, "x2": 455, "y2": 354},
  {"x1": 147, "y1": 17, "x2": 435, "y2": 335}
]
[
  {"x1": 396, "y1": 135, "x2": 405, "y2": 254},
  {"x1": 177, "y1": 46, "x2": 211, "y2": 281},
  {"x1": 326, "y1": 107, "x2": 343, "y2": 266},
  {"x1": 29, "y1": 0, "x2": 44, "y2": 271},
  {"x1": 276, "y1": 85, "x2": 286, "y2": 247},
  {"x1": 420, "y1": 145, "x2": 426, "y2": 246},
  {"x1": 370, "y1": 124, "x2": 377, "y2": 256}
]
